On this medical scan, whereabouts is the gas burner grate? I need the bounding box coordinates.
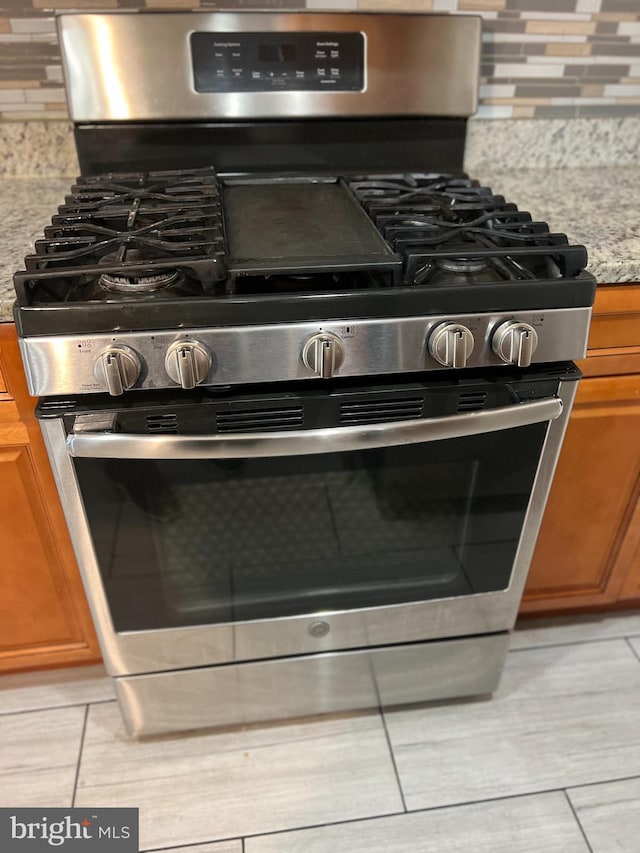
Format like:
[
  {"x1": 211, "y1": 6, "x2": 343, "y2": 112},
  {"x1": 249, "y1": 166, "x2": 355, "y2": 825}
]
[
  {"x1": 14, "y1": 168, "x2": 227, "y2": 306},
  {"x1": 345, "y1": 173, "x2": 589, "y2": 285},
  {"x1": 64, "y1": 168, "x2": 221, "y2": 209}
]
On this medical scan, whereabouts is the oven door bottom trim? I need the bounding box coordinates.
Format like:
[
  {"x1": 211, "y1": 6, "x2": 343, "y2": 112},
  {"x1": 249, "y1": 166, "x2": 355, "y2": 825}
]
[{"x1": 114, "y1": 632, "x2": 509, "y2": 736}]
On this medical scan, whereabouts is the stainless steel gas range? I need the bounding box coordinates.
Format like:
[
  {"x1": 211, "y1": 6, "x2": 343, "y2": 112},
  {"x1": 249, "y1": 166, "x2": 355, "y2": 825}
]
[{"x1": 13, "y1": 12, "x2": 595, "y2": 736}]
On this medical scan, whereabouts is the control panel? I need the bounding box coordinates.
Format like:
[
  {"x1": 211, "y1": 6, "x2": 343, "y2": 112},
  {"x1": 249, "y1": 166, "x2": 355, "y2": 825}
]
[
  {"x1": 20, "y1": 308, "x2": 591, "y2": 397},
  {"x1": 191, "y1": 31, "x2": 364, "y2": 93}
]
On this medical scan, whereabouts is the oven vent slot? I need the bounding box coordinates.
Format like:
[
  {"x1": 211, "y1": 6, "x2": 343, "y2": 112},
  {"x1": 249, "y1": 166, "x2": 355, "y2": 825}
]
[
  {"x1": 457, "y1": 392, "x2": 487, "y2": 412},
  {"x1": 340, "y1": 397, "x2": 424, "y2": 425},
  {"x1": 216, "y1": 406, "x2": 304, "y2": 433},
  {"x1": 39, "y1": 399, "x2": 77, "y2": 413},
  {"x1": 146, "y1": 414, "x2": 179, "y2": 434}
]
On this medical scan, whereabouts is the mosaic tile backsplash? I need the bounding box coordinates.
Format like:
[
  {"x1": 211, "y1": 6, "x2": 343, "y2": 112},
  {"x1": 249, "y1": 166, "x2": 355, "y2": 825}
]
[{"x1": 0, "y1": 0, "x2": 639, "y2": 121}]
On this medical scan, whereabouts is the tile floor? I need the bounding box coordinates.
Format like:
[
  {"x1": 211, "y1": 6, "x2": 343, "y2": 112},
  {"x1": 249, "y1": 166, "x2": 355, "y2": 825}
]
[{"x1": 2, "y1": 611, "x2": 640, "y2": 852}]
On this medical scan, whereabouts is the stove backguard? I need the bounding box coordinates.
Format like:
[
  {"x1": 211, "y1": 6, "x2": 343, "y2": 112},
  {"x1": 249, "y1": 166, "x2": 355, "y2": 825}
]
[{"x1": 59, "y1": 12, "x2": 480, "y2": 176}]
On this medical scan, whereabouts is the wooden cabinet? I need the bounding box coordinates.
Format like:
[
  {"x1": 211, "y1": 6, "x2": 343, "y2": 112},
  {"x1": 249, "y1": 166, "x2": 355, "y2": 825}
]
[
  {"x1": 0, "y1": 323, "x2": 101, "y2": 672},
  {"x1": 522, "y1": 284, "x2": 640, "y2": 613}
]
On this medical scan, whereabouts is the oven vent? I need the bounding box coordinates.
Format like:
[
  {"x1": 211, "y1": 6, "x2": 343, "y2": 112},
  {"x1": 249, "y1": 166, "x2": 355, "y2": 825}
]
[
  {"x1": 457, "y1": 392, "x2": 487, "y2": 412},
  {"x1": 216, "y1": 406, "x2": 304, "y2": 433},
  {"x1": 340, "y1": 397, "x2": 424, "y2": 425},
  {"x1": 39, "y1": 399, "x2": 77, "y2": 413},
  {"x1": 146, "y1": 414, "x2": 179, "y2": 434}
]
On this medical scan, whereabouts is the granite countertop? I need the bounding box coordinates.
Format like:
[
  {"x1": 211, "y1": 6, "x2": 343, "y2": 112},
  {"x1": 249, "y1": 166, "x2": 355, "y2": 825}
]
[
  {"x1": 1, "y1": 169, "x2": 639, "y2": 324},
  {"x1": 474, "y1": 167, "x2": 640, "y2": 288},
  {"x1": 1, "y1": 178, "x2": 70, "y2": 323}
]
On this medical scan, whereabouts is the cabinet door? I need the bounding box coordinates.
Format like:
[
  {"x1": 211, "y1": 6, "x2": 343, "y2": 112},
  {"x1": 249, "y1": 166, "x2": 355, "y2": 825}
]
[
  {"x1": 522, "y1": 373, "x2": 640, "y2": 612},
  {"x1": 617, "y1": 494, "x2": 640, "y2": 603},
  {"x1": 0, "y1": 427, "x2": 90, "y2": 661},
  {"x1": 0, "y1": 325, "x2": 100, "y2": 672}
]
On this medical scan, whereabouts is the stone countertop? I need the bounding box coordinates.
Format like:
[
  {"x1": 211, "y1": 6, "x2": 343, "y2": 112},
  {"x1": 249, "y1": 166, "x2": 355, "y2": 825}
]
[
  {"x1": 1, "y1": 178, "x2": 70, "y2": 324},
  {"x1": 2, "y1": 169, "x2": 639, "y2": 324},
  {"x1": 474, "y1": 167, "x2": 640, "y2": 288}
]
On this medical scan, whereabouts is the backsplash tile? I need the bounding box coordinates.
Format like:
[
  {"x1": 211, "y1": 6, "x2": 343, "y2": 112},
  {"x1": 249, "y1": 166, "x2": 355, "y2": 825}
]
[{"x1": 0, "y1": 0, "x2": 639, "y2": 120}]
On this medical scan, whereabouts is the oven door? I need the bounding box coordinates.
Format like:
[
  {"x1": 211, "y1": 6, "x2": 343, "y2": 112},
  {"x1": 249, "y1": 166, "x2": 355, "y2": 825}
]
[{"x1": 41, "y1": 375, "x2": 576, "y2": 676}]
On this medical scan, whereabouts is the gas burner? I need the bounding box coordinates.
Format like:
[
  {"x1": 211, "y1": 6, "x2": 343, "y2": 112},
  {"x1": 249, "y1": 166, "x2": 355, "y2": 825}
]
[
  {"x1": 414, "y1": 256, "x2": 501, "y2": 287},
  {"x1": 437, "y1": 258, "x2": 487, "y2": 274},
  {"x1": 96, "y1": 247, "x2": 184, "y2": 293},
  {"x1": 99, "y1": 269, "x2": 182, "y2": 294}
]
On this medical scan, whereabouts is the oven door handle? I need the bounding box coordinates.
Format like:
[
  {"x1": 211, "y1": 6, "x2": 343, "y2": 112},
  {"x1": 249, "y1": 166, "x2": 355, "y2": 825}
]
[{"x1": 66, "y1": 397, "x2": 563, "y2": 460}]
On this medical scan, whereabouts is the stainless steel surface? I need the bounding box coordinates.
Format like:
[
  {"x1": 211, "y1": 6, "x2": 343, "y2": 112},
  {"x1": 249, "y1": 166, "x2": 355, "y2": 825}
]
[
  {"x1": 73, "y1": 413, "x2": 117, "y2": 433},
  {"x1": 428, "y1": 322, "x2": 475, "y2": 369},
  {"x1": 492, "y1": 320, "x2": 539, "y2": 368},
  {"x1": 39, "y1": 378, "x2": 574, "y2": 677},
  {"x1": 58, "y1": 12, "x2": 481, "y2": 122},
  {"x1": 67, "y1": 398, "x2": 563, "y2": 460},
  {"x1": 115, "y1": 633, "x2": 509, "y2": 736},
  {"x1": 164, "y1": 340, "x2": 211, "y2": 389},
  {"x1": 498, "y1": 376, "x2": 579, "y2": 613},
  {"x1": 92, "y1": 345, "x2": 141, "y2": 397},
  {"x1": 19, "y1": 307, "x2": 592, "y2": 397},
  {"x1": 302, "y1": 332, "x2": 345, "y2": 378}
]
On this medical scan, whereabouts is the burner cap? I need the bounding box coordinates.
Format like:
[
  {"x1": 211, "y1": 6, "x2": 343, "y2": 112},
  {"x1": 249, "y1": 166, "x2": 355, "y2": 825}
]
[
  {"x1": 97, "y1": 248, "x2": 182, "y2": 293},
  {"x1": 99, "y1": 269, "x2": 181, "y2": 293},
  {"x1": 437, "y1": 257, "x2": 487, "y2": 274}
]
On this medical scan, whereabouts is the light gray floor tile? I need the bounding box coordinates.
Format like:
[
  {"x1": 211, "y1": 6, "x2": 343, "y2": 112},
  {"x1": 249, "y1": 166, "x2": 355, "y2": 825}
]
[
  {"x1": 568, "y1": 777, "x2": 640, "y2": 853},
  {"x1": 384, "y1": 639, "x2": 640, "y2": 811},
  {"x1": 246, "y1": 792, "x2": 588, "y2": 853},
  {"x1": 76, "y1": 704, "x2": 403, "y2": 851},
  {"x1": 152, "y1": 843, "x2": 242, "y2": 853},
  {"x1": 628, "y1": 637, "x2": 640, "y2": 661},
  {"x1": 0, "y1": 705, "x2": 86, "y2": 807},
  {"x1": 512, "y1": 610, "x2": 640, "y2": 650},
  {"x1": 0, "y1": 665, "x2": 114, "y2": 715}
]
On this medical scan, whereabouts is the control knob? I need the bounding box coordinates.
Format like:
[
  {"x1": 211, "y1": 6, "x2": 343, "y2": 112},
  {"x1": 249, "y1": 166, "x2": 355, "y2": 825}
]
[
  {"x1": 93, "y1": 345, "x2": 141, "y2": 396},
  {"x1": 492, "y1": 321, "x2": 539, "y2": 368},
  {"x1": 302, "y1": 333, "x2": 345, "y2": 379},
  {"x1": 165, "y1": 340, "x2": 212, "y2": 389},
  {"x1": 428, "y1": 322, "x2": 475, "y2": 369}
]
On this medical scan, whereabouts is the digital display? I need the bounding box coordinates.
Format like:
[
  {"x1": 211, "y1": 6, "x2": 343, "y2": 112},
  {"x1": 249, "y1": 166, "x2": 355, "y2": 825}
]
[{"x1": 258, "y1": 44, "x2": 297, "y2": 63}]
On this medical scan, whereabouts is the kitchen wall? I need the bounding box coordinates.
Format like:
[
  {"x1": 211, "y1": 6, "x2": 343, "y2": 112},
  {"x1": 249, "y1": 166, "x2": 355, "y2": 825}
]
[{"x1": 1, "y1": 0, "x2": 639, "y2": 121}]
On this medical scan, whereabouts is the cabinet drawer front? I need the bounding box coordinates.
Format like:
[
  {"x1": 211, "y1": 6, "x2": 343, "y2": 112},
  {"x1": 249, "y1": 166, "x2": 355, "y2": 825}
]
[{"x1": 589, "y1": 284, "x2": 640, "y2": 351}]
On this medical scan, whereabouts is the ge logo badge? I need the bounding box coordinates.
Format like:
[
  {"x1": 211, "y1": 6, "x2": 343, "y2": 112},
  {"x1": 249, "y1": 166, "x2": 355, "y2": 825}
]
[
  {"x1": 309, "y1": 620, "x2": 331, "y2": 638},
  {"x1": 1, "y1": 808, "x2": 138, "y2": 851}
]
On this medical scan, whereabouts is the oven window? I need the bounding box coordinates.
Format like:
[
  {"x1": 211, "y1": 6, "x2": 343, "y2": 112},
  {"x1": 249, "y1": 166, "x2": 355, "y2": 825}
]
[{"x1": 74, "y1": 423, "x2": 547, "y2": 631}]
